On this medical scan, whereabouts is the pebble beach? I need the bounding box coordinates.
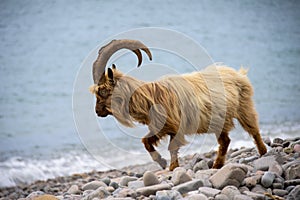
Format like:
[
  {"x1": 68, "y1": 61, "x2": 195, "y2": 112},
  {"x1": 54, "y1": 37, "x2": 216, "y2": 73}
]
[{"x1": 0, "y1": 137, "x2": 299, "y2": 200}]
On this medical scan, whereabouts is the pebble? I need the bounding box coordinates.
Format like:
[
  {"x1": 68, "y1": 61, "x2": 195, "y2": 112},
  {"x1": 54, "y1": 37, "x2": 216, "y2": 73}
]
[
  {"x1": 272, "y1": 182, "x2": 284, "y2": 189},
  {"x1": 66, "y1": 185, "x2": 80, "y2": 194},
  {"x1": 172, "y1": 179, "x2": 203, "y2": 195},
  {"x1": 128, "y1": 180, "x2": 144, "y2": 189},
  {"x1": 109, "y1": 181, "x2": 119, "y2": 189},
  {"x1": 251, "y1": 184, "x2": 266, "y2": 194},
  {"x1": 143, "y1": 171, "x2": 159, "y2": 186},
  {"x1": 184, "y1": 193, "x2": 208, "y2": 200},
  {"x1": 284, "y1": 163, "x2": 300, "y2": 180},
  {"x1": 193, "y1": 160, "x2": 209, "y2": 172},
  {"x1": 268, "y1": 161, "x2": 283, "y2": 176},
  {"x1": 82, "y1": 181, "x2": 107, "y2": 191},
  {"x1": 101, "y1": 177, "x2": 111, "y2": 186},
  {"x1": 233, "y1": 194, "x2": 252, "y2": 200},
  {"x1": 253, "y1": 155, "x2": 276, "y2": 171},
  {"x1": 136, "y1": 183, "x2": 173, "y2": 196},
  {"x1": 287, "y1": 185, "x2": 300, "y2": 200},
  {"x1": 82, "y1": 187, "x2": 109, "y2": 200},
  {"x1": 273, "y1": 138, "x2": 284, "y2": 144},
  {"x1": 294, "y1": 144, "x2": 300, "y2": 152},
  {"x1": 209, "y1": 164, "x2": 248, "y2": 189},
  {"x1": 221, "y1": 185, "x2": 241, "y2": 200},
  {"x1": 215, "y1": 194, "x2": 230, "y2": 200},
  {"x1": 242, "y1": 191, "x2": 265, "y2": 200},
  {"x1": 243, "y1": 176, "x2": 257, "y2": 188},
  {"x1": 171, "y1": 167, "x2": 192, "y2": 186},
  {"x1": 261, "y1": 172, "x2": 275, "y2": 188},
  {"x1": 155, "y1": 190, "x2": 182, "y2": 200},
  {"x1": 272, "y1": 189, "x2": 288, "y2": 197},
  {"x1": 198, "y1": 187, "x2": 220, "y2": 197},
  {"x1": 119, "y1": 176, "x2": 138, "y2": 187}
]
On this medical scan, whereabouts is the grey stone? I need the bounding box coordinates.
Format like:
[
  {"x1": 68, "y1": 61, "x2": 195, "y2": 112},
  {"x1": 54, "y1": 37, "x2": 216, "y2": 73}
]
[
  {"x1": 143, "y1": 171, "x2": 159, "y2": 186},
  {"x1": 82, "y1": 181, "x2": 107, "y2": 191},
  {"x1": 238, "y1": 186, "x2": 249, "y2": 193},
  {"x1": 242, "y1": 191, "x2": 265, "y2": 200},
  {"x1": 263, "y1": 137, "x2": 271, "y2": 146},
  {"x1": 119, "y1": 176, "x2": 138, "y2": 187},
  {"x1": 136, "y1": 183, "x2": 173, "y2": 196},
  {"x1": 109, "y1": 181, "x2": 119, "y2": 189},
  {"x1": 209, "y1": 164, "x2": 248, "y2": 189},
  {"x1": 172, "y1": 179, "x2": 203, "y2": 195},
  {"x1": 128, "y1": 180, "x2": 144, "y2": 189},
  {"x1": 221, "y1": 185, "x2": 241, "y2": 200},
  {"x1": 195, "y1": 169, "x2": 218, "y2": 179},
  {"x1": 272, "y1": 182, "x2": 284, "y2": 189},
  {"x1": 184, "y1": 193, "x2": 208, "y2": 200},
  {"x1": 243, "y1": 176, "x2": 257, "y2": 188},
  {"x1": 26, "y1": 191, "x2": 45, "y2": 199},
  {"x1": 269, "y1": 161, "x2": 283, "y2": 176},
  {"x1": 105, "y1": 186, "x2": 115, "y2": 193},
  {"x1": 251, "y1": 184, "x2": 266, "y2": 194},
  {"x1": 272, "y1": 189, "x2": 288, "y2": 197},
  {"x1": 273, "y1": 138, "x2": 284, "y2": 144},
  {"x1": 215, "y1": 194, "x2": 230, "y2": 200},
  {"x1": 171, "y1": 167, "x2": 192, "y2": 186},
  {"x1": 284, "y1": 179, "x2": 300, "y2": 187},
  {"x1": 287, "y1": 185, "x2": 300, "y2": 200},
  {"x1": 193, "y1": 160, "x2": 209, "y2": 172},
  {"x1": 233, "y1": 194, "x2": 252, "y2": 200},
  {"x1": 156, "y1": 190, "x2": 182, "y2": 200},
  {"x1": 285, "y1": 163, "x2": 300, "y2": 180},
  {"x1": 230, "y1": 148, "x2": 253, "y2": 158},
  {"x1": 67, "y1": 185, "x2": 80, "y2": 194},
  {"x1": 253, "y1": 156, "x2": 276, "y2": 171},
  {"x1": 198, "y1": 187, "x2": 220, "y2": 197},
  {"x1": 101, "y1": 177, "x2": 111, "y2": 186},
  {"x1": 286, "y1": 185, "x2": 295, "y2": 193},
  {"x1": 261, "y1": 172, "x2": 275, "y2": 188},
  {"x1": 114, "y1": 188, "x2": 136, "y2": 198},
  {"x1": 82, "y1": 187, "x2": 109, "y2": 200}
]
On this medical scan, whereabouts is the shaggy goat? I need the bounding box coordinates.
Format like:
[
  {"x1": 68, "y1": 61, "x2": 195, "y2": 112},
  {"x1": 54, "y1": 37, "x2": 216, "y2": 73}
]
[{"x1": 89, "y1": 39, "x2": 267, "y2": 170}]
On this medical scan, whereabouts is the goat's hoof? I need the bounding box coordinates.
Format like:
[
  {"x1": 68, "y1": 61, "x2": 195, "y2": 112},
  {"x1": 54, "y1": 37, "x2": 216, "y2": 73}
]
[
  {"x1": 158, "y1": 158, "x2": 167, "y2": 169},
  {"x1": 212, "y1": 162, "x2": 223, "y2": 169}
]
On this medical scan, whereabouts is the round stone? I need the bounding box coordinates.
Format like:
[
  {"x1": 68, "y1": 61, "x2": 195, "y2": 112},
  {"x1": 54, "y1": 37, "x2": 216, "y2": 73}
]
[
  {"x1": 143, "y1": 171, "x2": 159, "y2": 186},
  {"x1": 261, "y1": 172, "x2": 275, "y2": 188}
]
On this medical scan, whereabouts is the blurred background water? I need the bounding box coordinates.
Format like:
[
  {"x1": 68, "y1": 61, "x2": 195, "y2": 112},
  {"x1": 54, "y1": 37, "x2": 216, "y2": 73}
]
[{"x1": 0, "y1": 0, "x2": 299, "y2": 187}]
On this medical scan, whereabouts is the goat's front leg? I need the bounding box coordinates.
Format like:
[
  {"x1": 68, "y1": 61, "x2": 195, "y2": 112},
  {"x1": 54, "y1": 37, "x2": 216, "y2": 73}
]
[
  {"x1": 168, "y1": 135, "x2": 179, "y2": 171},
  {"x1": 142, "y1": 132, "x2": 167, "y2": 169},
  {"x1": 212, "y1": 131, "x2": 231, "y2": 169}
]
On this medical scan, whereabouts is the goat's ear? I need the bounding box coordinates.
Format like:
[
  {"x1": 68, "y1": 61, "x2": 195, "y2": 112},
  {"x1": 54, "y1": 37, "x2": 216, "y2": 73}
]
[
  {"x1": 107, "y1": 68, "x2": 114, "y2": 81},
  {"x1": 112, "y1": 64, "x2": 116, "y2": 70}
]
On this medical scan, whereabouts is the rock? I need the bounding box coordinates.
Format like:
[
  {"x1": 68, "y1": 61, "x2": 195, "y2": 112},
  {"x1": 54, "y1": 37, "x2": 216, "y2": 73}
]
[
  {"x1": 190, "y1": 153, "x2": 204, "y2": 167},
  {"x1": 233, "y1": 194, "x2": 252, "y2": 200},
  {"x1": 230, "y1": 148, "x2": 253, "y2": 158},
  {"x1": 101, "y1": 177, "x2": 111, "y2": 186},
  {"x1": 284, "y1": 163, "x2": 300, "y2": 180},
  {"x1": 243, "y1": 176, "x2": 257, "y2": 188},
  {"x1": 82, "y1": 187, "x2": 109, "y2": 200},
  {"x1": 26, "y1": 191, "x2": 45, "y2": 199},
  {"x1": 286, "y1": 185, "x2": 295, "y2": 193},
  {"x1": 287, "y1": 185, "x2": 300, "y2": 200},
  {"x1": 273, "y1": 138, "x2": 284, "y2": 144},
  {"x1": 253, "y1": 155, "x2": 276, "y2": 171},
  {"x1": 269, "y1": 161, "x2": 283, "y2": 176},
  {"x1": 34, "y1": 195, "x2": 58, "y2": 200},
  {"x1": 156, "y1": 190, "x2": 182, "y2": 200},
  {"x1": 261, "y1": 172, "x2": 275, "y2": 188},
  {"x1": 294, "y1": 144, "x2": 300, "y2": 153},
  {"x1": 209, "y1": 164, "x2": 248, "y2": 189},
  {"x1": 251, "y1": 184, "x2": 266, "y2": 194},
  {"x1": 215, "y1": 194, "x2": 230, "y2": 200},
  {"x1": 239, "y1": 186, "x2": 249, "y2": 193},
  {"x1": 198, "y1": 187, "x2": 220, "y2": 197},
  {"x1": 284, "y1": 179, "x2": 300, "y2": 187},
  {"x1": 136, "y1": 183, "x2": 173, "y2": 196},
  {"x1": 193, "y1": 160, "x2": 209, "y2": 172},
  {"x1": 242, "y1": 191, "x2": 265, "y2": 200},
  {"x1": 239, "y1": 156, "x2": 258, "y2": 164},
  {"x1": 106, "y1": 186, "x2": 115, "y2": 193},
  {"x1": 143, "y1": 171, "x2": 159, "y2": 186},
  {"x1": 172, "y1": 179, "x2": 203, "y2": 195},
  {"x1": 184, "y1": 193, "x2": 208, "y2": 200},
  {"x1": 272, "y1": 189, "x2": 288, "y2": 197},
  {"x1": 113, "y1": 188, "x2": 136, "y2": 198},
  {"x1": 221, "y1": 185, "x2": 241, "y2": 200},
  {"x1": 272, "y1": 182, "x2": 284, "y2": 189},
  {"x1": 109, "y1": 181, "x2": 119, "y2": 189},
  {"x1": 128, "y1": 180, "x2": 144, "y2": 189},
  {"x1": 263, "y1": 137, "x2": 271, "y2": 146},
  {"x1": 195, "y1": 169, "x2": 218, "y2": 179},
  {"x1": 171, "y1": 167, "x2": 192, "y2": 186},
  {"x1": 119, "y1": 176, "x2": 138, "y2": 187},
  {"x1": 67, "y1": 185, "x2": 80, "y2": 194},
  {"x1": 82, "y1": 181, "x2": 107, "y2": 191}
]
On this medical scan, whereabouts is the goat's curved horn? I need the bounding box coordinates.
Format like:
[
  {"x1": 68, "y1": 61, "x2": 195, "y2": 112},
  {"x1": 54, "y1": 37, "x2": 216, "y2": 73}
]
[{"x1": 93, "y1": 39, "x2": 152, "y2": 84}]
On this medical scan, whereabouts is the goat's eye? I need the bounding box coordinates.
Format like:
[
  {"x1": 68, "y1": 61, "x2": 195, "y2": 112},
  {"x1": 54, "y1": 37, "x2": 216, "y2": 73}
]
[{"x1": 98, "y1": 89, "x2": 107, "y2": 97}]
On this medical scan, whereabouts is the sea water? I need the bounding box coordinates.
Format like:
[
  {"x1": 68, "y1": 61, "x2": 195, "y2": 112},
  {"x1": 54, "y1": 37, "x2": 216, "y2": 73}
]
[{"x1": 0, "y1": 0, "x2": 299, "y2": 187}]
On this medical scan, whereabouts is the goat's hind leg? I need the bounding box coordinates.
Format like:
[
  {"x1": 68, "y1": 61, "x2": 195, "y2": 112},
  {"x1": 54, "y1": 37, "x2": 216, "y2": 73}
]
[
  {"x1": 213, "y1": 131, "x2": 231, "y2": 169},
  {"x1": 168, "y1": 135, "x2": 179, "y2": 171},
  {"x1": 142, "y1": 132, "x2": 167, "y2": 169}
]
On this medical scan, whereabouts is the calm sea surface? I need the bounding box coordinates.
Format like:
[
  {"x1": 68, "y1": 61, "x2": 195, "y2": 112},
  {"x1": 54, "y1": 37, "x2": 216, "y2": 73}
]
[{"x1": 0, "y1": 0, "x2": 299, "y2": 187}]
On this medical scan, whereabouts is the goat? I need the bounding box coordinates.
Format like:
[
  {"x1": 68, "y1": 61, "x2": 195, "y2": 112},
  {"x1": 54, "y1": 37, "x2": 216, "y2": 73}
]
[{"x1": 89, "y1": 39, "x2": 267, "y2": 170}]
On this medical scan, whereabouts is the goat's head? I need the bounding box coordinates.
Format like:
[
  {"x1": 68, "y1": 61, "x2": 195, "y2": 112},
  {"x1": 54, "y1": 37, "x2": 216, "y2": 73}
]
[{"x1": 90, "y1": 39, "x2": 152, "y2": 117}]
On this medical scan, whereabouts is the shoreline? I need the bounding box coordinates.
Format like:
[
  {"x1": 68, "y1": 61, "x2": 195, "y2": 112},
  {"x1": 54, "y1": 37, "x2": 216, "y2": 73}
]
[{"x1": 1, "y1": 136, "x2": 299, "y2": 199}]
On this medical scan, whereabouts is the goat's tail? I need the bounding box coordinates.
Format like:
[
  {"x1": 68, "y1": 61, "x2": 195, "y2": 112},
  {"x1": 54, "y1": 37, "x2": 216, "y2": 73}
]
[{"x1": 238, "y1": 67, "x2": 249, "y2": 76}]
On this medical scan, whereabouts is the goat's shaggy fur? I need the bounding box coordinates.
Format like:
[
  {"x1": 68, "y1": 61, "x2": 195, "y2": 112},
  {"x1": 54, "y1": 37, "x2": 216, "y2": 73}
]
[{"x1": 90, "y1": 64, "x2": 267, "y2": 170}]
